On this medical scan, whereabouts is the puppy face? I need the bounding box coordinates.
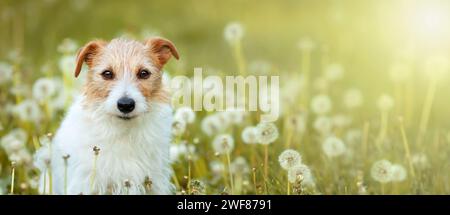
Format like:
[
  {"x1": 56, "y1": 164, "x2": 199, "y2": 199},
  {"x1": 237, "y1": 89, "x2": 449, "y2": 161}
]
[{"x1": 74, "y1": 37, "x2": 179, "y2": 120}]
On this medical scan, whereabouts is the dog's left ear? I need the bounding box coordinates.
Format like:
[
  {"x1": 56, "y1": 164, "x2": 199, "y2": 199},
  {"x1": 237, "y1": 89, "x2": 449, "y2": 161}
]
[{"x1": 145, "y1": 37, "x2": 179, "y2": 68}]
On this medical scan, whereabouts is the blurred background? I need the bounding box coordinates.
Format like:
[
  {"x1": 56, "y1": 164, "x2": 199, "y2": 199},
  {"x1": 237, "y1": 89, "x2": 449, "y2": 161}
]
[
  {"x1": 1, "y1": 0, "x2": 450, "y2": 120},
  {"x1": 0, "y1": 0, "x2": 449, "y2": 194}
]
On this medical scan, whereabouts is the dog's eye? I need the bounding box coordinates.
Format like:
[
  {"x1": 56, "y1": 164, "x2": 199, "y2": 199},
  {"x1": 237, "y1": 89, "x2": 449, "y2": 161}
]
[
  {"x1": 138, "y1": 69, "x2": 151, "y2": 79},
  {"x1": 101, "y1": 70, "x2": 114, "y2": 80}
]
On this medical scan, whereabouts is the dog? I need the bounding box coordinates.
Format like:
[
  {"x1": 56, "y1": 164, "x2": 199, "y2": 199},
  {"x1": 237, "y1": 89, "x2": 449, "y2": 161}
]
[{"x1": 34, "y1": 37, "x2": 179, "y2": 194}]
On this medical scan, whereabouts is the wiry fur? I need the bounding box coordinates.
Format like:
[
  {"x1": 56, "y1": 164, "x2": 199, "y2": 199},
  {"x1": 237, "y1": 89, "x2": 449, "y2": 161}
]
[{"x1": 34, "y1": 37, "x2": 179, "y2": 194}]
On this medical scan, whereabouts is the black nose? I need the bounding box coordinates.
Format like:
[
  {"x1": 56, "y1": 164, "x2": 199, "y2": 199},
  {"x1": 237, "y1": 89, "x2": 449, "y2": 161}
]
[{"x1": 117, "y1": 97, "x2": 135, "y2": 114}]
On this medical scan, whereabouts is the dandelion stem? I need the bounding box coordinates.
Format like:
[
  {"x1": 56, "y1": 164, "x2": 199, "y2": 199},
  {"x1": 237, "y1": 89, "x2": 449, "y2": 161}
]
[
  {"x1": 287, "y1": 173, "x2": 291, "y2": 195},
  {"x1": 376, "y1": 111, "x2": 388, "y2": 151},
  {"x1": 187, "y1": 157, "x2": 192, "y2": 194},
  {"x1": 43, "y1": 170, "x2": 47, "y2": 195},
  {"x1": 233, "y1": 40, "x2": 246, "y2": 76},
  {"x1": 417, "y1": 77, "x2": 438, "y2": 146},
  {"x1": 362, "y1": 122, "x2": 370, "y2": 158},
  {"x1": 10, "y1": 162, "x2": 16, "y2": 195},
  {"x1": 63, "y1": 155, "x2": 70, "y2": 195},
  {"x1": 264, "y1": 145, "x2": 269, "y2": 194},
  {"x1": 399, "y1": 118, "x2": 415, "y2": 179},
  {"x1": 172, "y1": 171, "x2": 181, "y2": 191},
  {"x1": 252, "y1": 168, "x2": 257, "y2": 194},
  {"x1": 226, "y1": 152, "x2": 234, "y2": 194},
  {"x1": 90, "y1": 146, "x2": 100, "y2": 194}
]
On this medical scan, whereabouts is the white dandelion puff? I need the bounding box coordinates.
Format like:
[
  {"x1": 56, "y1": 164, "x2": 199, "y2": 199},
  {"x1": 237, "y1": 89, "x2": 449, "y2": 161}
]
[
  {"x1": 256, "y1": 122, "x2": 279, "y2": 145},
  {"x1": 345, "y1": 128, "x2": 362, "y2": 145},
  {"x1": 33, "y1": 78, "x2": 58, "y2": 102},
  {"x1": 278, "y1": 149, "x2": 302, "y2": 170},
  {"x1": 57, "y1": 38, "x2": 78, "y2": 54},
  {"x1": 172, "y1": 119, "x2": 187, "y2": 136},
  {"x1": 324, "y1": 63, "x2": 344, "y2": 81},
  {"x1": 248, "y1": 60, "x2": 272, "y2": 75},
  {"x1": 411, "y1": 153, "x2": 429, "y2": 169},
  {"x1": 58, "y1": 55, "x2": 76, "y2": 73},
  {"x1": 0, "y1": 62, "x2": 13, "y2": 84},
  {"x1": 174, "y1": 106, "x2": 195, "y2": 124},
  {"x1": 313, "y1": 116, "x2": 333, "y2": 135},
  {"x1": 311, "y1": 94, "x2": 332, "y2": 115},
  {"x1": 201, "y1": 114, "x2": 224, "y2": 136},
  {"x1": 224, "y1": 108, "x2": 246, "y2": 124},
  {"x1": 287, "y1": 164, "x2": 315, "y2": 187},
  {"x1": 224, "y1": 22, "x2": 244, "y2": 44},
  {"x1": 212, "y1": 134, "x2": 235, "y2": 154},
  {"x1": 332, "y1": 114, "x2": 352, "y2": 128},
  {"x1": 377, "y1": 94, "x2": 394, "y2": 112},
  {"x1": 371, "y1": 159, "x2": 393, "y2": 183},
  {"x1": 343, "y1": 88, "x2": 363, "y2": 109},
  {"x1": 231, "y1": 156, "x2": 250, "y2": 175},
  {"x1": 322, "y1": 136, "x2": 347, "y2": 158},
  {"x1": 12, "y1": 99, "x2": 42, "y2": 122},
  {"x1": 287, "y1": 113, "x2": 307, "y2": 133},
  {"x1": 297, "y1": 37, "x2": 316, "y2": 51},
  {"x1": 33, "y1": 142, "x2": 52, "y2": 172},
  {"x1": 241, "y1": 126, "x2": 258, "y2": 144},
  {"x1": 390, "y1": 164, "x2": 407, "y2": 182},
  {"x1": 1, "y1": 129, "x2": 27, "y2": 154}
]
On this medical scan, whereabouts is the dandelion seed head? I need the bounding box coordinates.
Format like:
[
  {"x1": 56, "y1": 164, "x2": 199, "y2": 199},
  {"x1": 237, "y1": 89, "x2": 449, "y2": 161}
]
[
  {"x1": 391, "y1": 164, "x2": 407, "y2": 182},
  {"x1": 212, "y1": 134, "x2": 234, "y2": 154},
  {"x1": 231, "y1": 156, "x2": 250, "y2": 175},
  {"x1": 224, "y1": 108, "x2": 245, "y2": 124},
  {"x1": 241, "y1": 126, "x2": 258, "y2": 144},
  {"x1": 411, "y1": 153, "x2": 429, "y2": 169},
  {"x1": 172, "y1": 119, "x2": 187, "y2": 136},
  {"x1": 288, "y1": 113, "x2": 307, "y2": 133},
  {"x1": 343, "y1": 88, "x2": 363, "y2": 109},
  {"x1": 224, "y1": 22, "x2": 244, "y2": 44},
  {"x1": 57, "y1": 38, "x2": 78, "y2": 54},
  {"x1": 201, "y1": 114, "x2": 223, "y2": 136},
  {"x1": 325, "y1": 63, "x2": 344, "y2": 81},
  {"x1": 377, "y1": 94, "x2": 394, "y2": 112},
  {"x1": 0, "y1": 62, "x2": 13, "y2": 84},
  {"x1": 190, "y1": 180, "x2": 206, "y2": 195},
  {"x1": 297, "y1": 37, "x2": 316, "y2": 51},
  {"x1": 1, "y1": 129, "x2": 27, "y2": 153},
  {"x1": 33, "y1": 143, "x2": 51, "y2": 171},
  {"x1": 174, "y1": 106, "x2": 196, "y2": 124},
  {"x1": 287, "y1": 164, "x2": 314, "y2": 187},
  {"x1": 210, "y1": 160, "x2": 225, "y2": 175},
  {"x1": 278, "y1": 149, "x2": 302, "y2": 170},
  {"x1": 256, "y1": 122, "x2": 279, "y2": 145},
  {"x1": 371, "y1": 159, "x2": 393, "y2": 183},
  {"x1": 58, "y1": 55, "x2": 76, "y2": 73},
  {"x1": 249, "y1": 60, "x2": 272, "y2": 75},
  {"x1": 322, "y1": 136, "x2": 347, "y2": 158},
  {"x1": 93, "y1": 146, "x2": 100, "y2": 155},
  {"x1": 12, "y1": 99, "x2": 42, "y2": 123},
  {"x1": 124, "y1": 179, "x2": 131, "y2": 188},
  {"x1": 345, "y1": 128, "x2": 362, "y2": 145},
  {"x1": 33, "y1": 78, "x2": 58, "y2": 102},
  {"x1": 332, "y1": 114, "x2": 352, "y2": 128},
  {"x1": 313, "y1": 116, "x2": 333, "y2": 135},
  {"x1": 311, "y1": 94, "x2": 332, "y2": 115}
]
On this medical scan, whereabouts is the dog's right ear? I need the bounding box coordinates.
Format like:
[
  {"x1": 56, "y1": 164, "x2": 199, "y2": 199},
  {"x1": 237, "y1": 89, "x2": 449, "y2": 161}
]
[{"x1": 74, "y1": 40, "x2": 106, "y2": 78}]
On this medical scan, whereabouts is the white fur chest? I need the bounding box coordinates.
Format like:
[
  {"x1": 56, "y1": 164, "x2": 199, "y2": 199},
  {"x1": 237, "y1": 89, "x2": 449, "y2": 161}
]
[{"x1": 49, "y1": 98, "x2": 173, "y2": 195}]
